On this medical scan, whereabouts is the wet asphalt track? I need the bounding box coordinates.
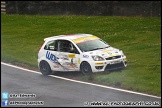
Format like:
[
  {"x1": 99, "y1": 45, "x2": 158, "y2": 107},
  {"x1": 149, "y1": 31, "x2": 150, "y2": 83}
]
[{"x1": 1, "y1": 63, "x2": 161, "y2": 107}]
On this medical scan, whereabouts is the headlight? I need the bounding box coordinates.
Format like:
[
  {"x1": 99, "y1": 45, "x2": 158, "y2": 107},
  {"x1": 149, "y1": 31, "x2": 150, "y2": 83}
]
[
  {"x1": 120, "y1": 50, "x2": 125, "y2": 57},
  {"x1": 92, "y1": 55, "x2": 104, "y2": 61}
]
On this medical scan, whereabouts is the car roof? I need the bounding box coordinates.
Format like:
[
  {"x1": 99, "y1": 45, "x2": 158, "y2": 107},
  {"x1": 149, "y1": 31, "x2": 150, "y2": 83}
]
[{"x1": 44, "y1": 34, "x2": 94, "y2": 41}]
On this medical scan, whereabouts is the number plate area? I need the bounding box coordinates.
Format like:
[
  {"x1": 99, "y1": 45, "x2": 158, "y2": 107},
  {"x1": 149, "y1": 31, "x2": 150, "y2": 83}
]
[{"x1": 110, "y1": 60, "x2": 121, "y2": 64}]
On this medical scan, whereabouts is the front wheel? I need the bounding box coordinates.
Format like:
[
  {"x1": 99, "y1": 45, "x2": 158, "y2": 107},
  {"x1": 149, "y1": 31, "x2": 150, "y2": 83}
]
[
  {"x1": 80, "y1": 62, "x2": 92, "y2": 75},
  {"x1": 39, "y1": 60, "x2": 52, "y2": 76}
]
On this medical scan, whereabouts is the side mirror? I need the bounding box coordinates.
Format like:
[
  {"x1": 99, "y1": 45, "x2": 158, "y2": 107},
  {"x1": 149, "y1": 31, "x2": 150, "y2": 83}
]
[{"x1": 49, "y1": 46, "x2": 55, "y2": 50}]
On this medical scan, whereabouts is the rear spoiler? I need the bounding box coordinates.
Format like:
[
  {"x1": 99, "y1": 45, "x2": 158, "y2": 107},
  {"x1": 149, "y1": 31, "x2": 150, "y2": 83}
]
[{"x1": 44, "y1": 36, "x2": 55, "y2": 41}]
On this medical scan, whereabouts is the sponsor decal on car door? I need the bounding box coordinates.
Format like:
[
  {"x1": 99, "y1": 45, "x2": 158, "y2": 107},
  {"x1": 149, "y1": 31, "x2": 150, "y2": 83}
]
[
  {"x1": 57, "y1": 52, "x2": 80, "y2": 71},
  {"x1": 45, "y1": 51, "x2": 62, "y2": 70}
]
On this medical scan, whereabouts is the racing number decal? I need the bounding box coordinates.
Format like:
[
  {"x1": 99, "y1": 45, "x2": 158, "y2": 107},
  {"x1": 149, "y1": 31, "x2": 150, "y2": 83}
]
[
  {"x1": 68, "y1": 54, "x2": 75, "y2": 64},
  {"x1": 71, "y1": 58, "x2": 73, "y2": 64}
]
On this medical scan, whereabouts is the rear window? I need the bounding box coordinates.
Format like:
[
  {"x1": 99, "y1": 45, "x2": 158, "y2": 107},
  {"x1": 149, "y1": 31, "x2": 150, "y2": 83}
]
[{"x1": 44, "y1": 40, "x2": 57, "y2": 51}]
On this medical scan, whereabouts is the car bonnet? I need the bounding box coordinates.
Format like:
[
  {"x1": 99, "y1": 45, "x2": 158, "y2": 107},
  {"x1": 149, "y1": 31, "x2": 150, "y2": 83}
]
[{"x1": 83, "y1": 46, "x2": 122, "y2": 59}]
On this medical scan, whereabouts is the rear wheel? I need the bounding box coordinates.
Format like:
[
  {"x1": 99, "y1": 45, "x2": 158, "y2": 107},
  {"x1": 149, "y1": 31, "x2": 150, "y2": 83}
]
[
  {"x1": 39, "y1": 60, "x2": 52, "y2": 76},
  {"x1": 80, "y1": 62, "x2": 92, "y2": 75}
]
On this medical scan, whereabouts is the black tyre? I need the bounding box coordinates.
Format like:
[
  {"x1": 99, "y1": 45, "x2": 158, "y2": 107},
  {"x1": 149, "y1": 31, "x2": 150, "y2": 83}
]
[
  {"x1": 39, "y1": 60, "x2": 52, "y2": 76},
  {"x1": 80, "y1": 62, "x2": 92, "y2": 75}
]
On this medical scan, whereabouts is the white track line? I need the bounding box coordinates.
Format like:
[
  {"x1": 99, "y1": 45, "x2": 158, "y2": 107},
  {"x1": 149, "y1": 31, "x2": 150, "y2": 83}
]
[{"x1": 1, "y1": 62, "x2": 161, "y2": 99}]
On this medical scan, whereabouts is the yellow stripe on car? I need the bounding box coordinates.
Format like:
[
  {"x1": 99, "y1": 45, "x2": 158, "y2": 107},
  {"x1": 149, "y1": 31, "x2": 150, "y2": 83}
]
[
  {"x1": 68, "y1": 54, "x2": 76, "y2": 58},
  {"x1": 102, "y1": 50, "x2": 111, "y2": 53},
  {"x1": 78, "y1": 59, "x2": 80, "y2": 64},
  {"x1": 108, "y1": 53, "x2": 118, "y2": 57},
  {"x1": 95, "y1": 62, "x2": 104, "y2": 66},
  {"x1": 72, "y1": 36, "x2": 99, "y2": 43}
]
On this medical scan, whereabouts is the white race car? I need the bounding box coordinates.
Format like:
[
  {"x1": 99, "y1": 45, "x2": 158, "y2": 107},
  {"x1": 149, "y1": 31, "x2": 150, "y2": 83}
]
[{"x1": 38, "y1": 34, "x2": 127, "y2": 75}]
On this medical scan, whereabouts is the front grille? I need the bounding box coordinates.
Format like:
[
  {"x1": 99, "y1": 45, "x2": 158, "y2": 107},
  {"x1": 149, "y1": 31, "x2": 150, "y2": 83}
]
[
  {"x1": 95, "y1": 66, "x2": 104, "y2": 70},
  {"x1": 106, "y1": 55, "x2": 121, "y2": 60},
  {"x1": 105, "y1": 62, "x2": 124, "y2": 71}
]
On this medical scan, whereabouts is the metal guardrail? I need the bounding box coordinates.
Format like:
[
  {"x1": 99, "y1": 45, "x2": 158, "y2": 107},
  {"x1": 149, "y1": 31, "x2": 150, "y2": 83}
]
[{"x1": 1, "y1": 1, "x2": 6, "y2": 13}]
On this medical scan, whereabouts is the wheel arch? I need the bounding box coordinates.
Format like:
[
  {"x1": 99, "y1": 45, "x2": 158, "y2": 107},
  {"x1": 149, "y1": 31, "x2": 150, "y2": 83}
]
[
  {"x1": 38, "y1": 56, "x2": 52, "y2": 69},
  {"x1": 79, "y1": 61, "x2": 92, "y2": 71},
  {"x1": 39, "y1": 60, "x2": 52, "y2": 76}
]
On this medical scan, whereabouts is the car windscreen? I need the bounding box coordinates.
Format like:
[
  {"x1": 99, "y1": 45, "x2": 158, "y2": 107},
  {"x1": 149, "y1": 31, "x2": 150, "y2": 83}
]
[{"x1": 76, "y1": 39, "x2": 110, "y2": 52}]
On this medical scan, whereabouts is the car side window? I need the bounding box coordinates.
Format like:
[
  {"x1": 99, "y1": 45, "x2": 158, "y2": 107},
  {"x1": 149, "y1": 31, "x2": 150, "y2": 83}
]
[
  {"x1": 44, "y1": 40, "x2": 58, "y2": 51},
  {"x1": 58, "y1": 40, "x2": 79, "y2": 54}
]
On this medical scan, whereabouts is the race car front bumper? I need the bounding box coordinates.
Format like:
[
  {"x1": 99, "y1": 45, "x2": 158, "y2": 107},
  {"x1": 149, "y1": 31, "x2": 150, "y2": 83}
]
[{"x1": 90, "y1": 56, "x2": 127, "y2": 72}]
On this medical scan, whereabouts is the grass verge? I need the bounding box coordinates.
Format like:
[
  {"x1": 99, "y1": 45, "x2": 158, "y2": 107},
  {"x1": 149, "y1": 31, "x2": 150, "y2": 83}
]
[{"x1": 1, "y1": 14, "x2": 161, "y2": 96}]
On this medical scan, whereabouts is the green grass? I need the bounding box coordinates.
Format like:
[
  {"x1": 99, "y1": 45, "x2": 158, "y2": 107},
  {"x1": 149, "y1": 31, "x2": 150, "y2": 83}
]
[{"x1": 1, "y1": 14, "x2": 161, "y2": 96}]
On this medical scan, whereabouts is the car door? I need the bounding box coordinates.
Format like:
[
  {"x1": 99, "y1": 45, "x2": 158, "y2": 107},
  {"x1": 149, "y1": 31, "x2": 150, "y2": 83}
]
[
  {"x1": 44, "y1": 40, "x2": 64, "y2": 71},
  {"x1": 56, "y1": 40, "x2": 80, "y2": 71}
]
